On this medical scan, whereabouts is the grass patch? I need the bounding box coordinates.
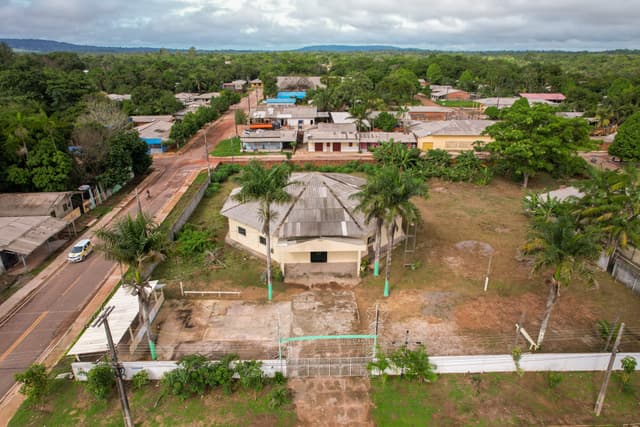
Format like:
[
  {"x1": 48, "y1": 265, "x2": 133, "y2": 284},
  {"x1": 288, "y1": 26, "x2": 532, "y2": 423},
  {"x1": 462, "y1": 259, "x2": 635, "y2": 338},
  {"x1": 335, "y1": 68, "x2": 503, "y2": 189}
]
[
  {"x1": 154, "y1": 178, "x2": 267, "y2": 293},
  {"x1": 371, "y1": 372, "x2": 640, "y2": 426},
  {"x1": 211, "y1": 136, "x2": 242, "y2": 156},
  {"x1": 10, "y1": 380, "x2": 296, "y2": 427}
]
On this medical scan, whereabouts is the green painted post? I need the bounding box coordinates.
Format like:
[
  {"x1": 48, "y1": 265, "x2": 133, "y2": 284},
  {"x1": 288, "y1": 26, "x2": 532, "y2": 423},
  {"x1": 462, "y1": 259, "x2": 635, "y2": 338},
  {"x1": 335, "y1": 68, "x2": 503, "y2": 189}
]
[
  {"x1": 268, "y1": 283, "x2": 273, "y2": 301},
  {"x1": 149, "y1": 340, "x2": 157, "y2": 360},
  {"x1": 384, "y1": 279, "x2": 389, "y2": 297},
  {"x1": 374, "y1": 261, "x2": 379, "y2": 276}
]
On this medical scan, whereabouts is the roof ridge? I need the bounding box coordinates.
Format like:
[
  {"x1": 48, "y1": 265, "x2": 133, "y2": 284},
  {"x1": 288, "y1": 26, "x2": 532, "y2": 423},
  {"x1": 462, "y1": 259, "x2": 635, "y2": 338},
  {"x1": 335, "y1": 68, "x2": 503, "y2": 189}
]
[
  {"x1": 273, "y1": 179, "x2": 307, "y2": 236},
  {"x1": 321, "y1": 175, "x2": 365, "y2": 232}
]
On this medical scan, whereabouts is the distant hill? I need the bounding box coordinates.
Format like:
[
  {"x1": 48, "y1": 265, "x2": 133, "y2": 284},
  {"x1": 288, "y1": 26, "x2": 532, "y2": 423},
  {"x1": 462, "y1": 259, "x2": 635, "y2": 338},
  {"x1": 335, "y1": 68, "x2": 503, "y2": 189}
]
[
  {"x1": 0, "y1": 38, "x2": 171, "y2": 53},
  {"x1": 296, "y1": 45, "x2": 426, "y2": 52},
  {"x1": 0, "y1": 38, "x2": 432, "y2": 54}
]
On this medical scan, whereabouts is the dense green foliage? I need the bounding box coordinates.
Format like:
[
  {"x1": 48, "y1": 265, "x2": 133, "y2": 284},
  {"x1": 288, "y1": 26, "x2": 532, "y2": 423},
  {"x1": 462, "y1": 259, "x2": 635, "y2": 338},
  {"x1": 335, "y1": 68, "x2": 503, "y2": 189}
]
[
  {"x1": 483, "y1": 98, "x2": 591, "y2": 187},
  {"x1": 609, "y1": 111, "x2": 640, "y2": 160},
  {"x1": 3, "y1": 43, "x2": 640, "y2": 193},
  {"x1": 14, "y1": 364, "x2": 50, "y2": 403},
  {"x1": 170, "y1": 90, "x2": 240, "y2": 145},
  {"x1": 85, "y1": 364, "x2": 115, "y2": 400},
  {"x1": 373, "y1": 111, "x2": 398, "y2": 131}
]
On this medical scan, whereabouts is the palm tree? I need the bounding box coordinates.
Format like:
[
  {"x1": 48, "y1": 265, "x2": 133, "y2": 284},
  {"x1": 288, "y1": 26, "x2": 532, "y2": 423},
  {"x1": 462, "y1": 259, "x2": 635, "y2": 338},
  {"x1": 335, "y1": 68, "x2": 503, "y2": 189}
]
[
  {"x1": 523, "y1": 214, "x2": 601, "y2": 348},
  {"x1": 576, "y1": 166, "x2": 640, "y2": 265},
  {"x1": 379, "y1": 168, "x2": 427, "y2": 297},
  {"x1": 348, "y1": 101, "x2": 372, "y2": 131},
  {"x1": 233, "y1": 161, "x2": 293, "y2": 300},
  {"x1": 96, "y1": 213, "x2": 167, "y2": 360},
  {"x1": 351, "y1": 172, "x2": 387, "y2": 277}
]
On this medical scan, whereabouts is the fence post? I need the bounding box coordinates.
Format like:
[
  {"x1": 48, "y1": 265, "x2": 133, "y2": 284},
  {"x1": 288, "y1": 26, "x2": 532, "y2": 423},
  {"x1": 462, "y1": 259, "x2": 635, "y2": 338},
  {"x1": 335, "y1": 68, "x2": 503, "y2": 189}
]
[{"x1": 180, "y1": 281, "x2": 184, "y2": 296}]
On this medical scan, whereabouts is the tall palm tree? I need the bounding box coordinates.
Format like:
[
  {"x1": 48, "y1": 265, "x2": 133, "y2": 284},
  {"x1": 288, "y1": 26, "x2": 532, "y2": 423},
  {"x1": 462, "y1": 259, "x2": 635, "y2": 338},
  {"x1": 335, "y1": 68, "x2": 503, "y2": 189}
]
[
  {"x1": 576, "y1": 166, "x2": 640, "y2": 264},
  {"x1": 351, "y1": 171, "x2": 387, "y2": 277},
  {"x1": 96, "y1": 213, "x2": 167, "y2": 360},
  {"x1": 348, "y1": 101, "x2": 372, "y2": 131},
  {"x1": 379, "y1": 168, "x2": 427, "y2": 297},
  {"x1": 233, "y1": 161, "x2": 293, "y2": 300},
  {"x1": 523, "y1": 214, "x2": 601, "y2": 347}
]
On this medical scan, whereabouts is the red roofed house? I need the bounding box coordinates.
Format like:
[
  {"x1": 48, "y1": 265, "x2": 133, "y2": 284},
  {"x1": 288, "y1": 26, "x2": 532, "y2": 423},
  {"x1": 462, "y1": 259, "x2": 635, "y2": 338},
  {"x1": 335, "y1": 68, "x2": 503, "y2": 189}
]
[{"x1": 519, "y1": 93, "x2": 566, "y2": 105}]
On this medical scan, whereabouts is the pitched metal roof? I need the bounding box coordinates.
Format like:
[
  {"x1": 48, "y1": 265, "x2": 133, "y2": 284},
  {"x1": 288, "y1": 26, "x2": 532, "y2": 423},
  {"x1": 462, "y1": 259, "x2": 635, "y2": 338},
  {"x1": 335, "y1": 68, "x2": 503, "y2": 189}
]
[
  {"x1": 0, "y1": 216, "x2": 68, "y2": 255},
  {"x1": 519, "y1": 93, "x2": 566, "y2": 101},
  {"x1": 220, "y1": 172, "x2": 374, "y2": 240},
  {"x1": 0, "y1": 192, "x2": 72, "y2": 217},
  {"x1": 358, "y1": 132, "x2": 416, "y2": 144},
  {"x1": 412, "y1": 120, "x2": 496, "y2": 137}
]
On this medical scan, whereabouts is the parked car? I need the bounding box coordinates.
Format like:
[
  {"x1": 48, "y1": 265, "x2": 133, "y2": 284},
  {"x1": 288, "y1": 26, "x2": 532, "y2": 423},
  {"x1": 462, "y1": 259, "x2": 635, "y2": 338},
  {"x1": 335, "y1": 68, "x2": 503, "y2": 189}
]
[{"x1": 67, "y1": 238, "x2": 93, "y2": 262}]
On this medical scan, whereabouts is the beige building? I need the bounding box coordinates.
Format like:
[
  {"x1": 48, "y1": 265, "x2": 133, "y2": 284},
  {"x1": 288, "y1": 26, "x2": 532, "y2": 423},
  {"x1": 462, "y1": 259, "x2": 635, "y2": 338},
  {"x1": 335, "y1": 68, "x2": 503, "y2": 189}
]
[
  {"x1": 412, "y1": 120, "x2": 496, "y2": 153},
  {"x1": 220, "y1": 172, "x2": 401, "y2": 284},
  {"x1": 304, "y1": 123, "x2": 359, "y2": 153}
]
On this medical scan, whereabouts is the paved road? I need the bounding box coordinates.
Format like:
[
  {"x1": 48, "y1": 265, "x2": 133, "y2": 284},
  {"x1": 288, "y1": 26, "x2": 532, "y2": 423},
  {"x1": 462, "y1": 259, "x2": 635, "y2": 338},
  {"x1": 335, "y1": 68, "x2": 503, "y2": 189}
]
[{"x1": 0, "y1": 89, "x2": 256, "y2": 402}]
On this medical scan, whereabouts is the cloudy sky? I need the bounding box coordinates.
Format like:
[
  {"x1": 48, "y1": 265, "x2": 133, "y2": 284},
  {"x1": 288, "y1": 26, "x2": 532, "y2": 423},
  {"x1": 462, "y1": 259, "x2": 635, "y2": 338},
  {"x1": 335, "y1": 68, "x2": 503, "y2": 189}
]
[{"x1": 1, "y1": 0, "x2": 638, "y2": 50}]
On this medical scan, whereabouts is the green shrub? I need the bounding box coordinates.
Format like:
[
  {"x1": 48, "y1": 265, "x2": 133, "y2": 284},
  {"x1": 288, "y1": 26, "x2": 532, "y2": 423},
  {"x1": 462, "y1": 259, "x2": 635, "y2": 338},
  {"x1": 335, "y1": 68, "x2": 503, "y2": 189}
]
[
  {"x1": 14, "y1": 364, "x2": 50, "y2": 403},
  {"x1": 131, "y1": 369, "x2": 149, "y2": 390},
  {"x1": 268, "y1": 385, "x2": 292, "y2": 409},
  {"x1": 546, "y1": 371, "x2": 562, "y2": 389},
  {"x1": 175, "y1": 224, "x2": 214, "y2": 258},
  {"x1": 211, "y1": 163, "x2": 241, "y2": 183},
  {"x1": 162, "y1": 354, "x2": 238, "y2": 400},
  {"x1": 272, "y1": 371, "x2": 286, "y2": 385},
  {"x1": 236, "y1": 360, "x2": 265, "y2": 399},
  {"x1": 620, "y1": 356, "x2": 637, "y2": 393},
  {"x1": 85, "y1": 364, "x2": 115, "y2": 400},
  {"x1": 367, "y1": 349, "x2": 391, "y2": 384},
  {"x1": 359, "y1": 257, "x2": 370, "y2": 277},
  {"x1": 390, "y1": 345, "x2": 437, "y2": 383}
]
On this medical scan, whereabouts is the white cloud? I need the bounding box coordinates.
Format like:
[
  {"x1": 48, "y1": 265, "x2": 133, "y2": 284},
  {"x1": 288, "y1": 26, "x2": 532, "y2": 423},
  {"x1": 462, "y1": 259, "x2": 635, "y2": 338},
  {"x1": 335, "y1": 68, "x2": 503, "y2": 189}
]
[{"x1": 0, "y1": 0, "x2": 638, "y2": 50}]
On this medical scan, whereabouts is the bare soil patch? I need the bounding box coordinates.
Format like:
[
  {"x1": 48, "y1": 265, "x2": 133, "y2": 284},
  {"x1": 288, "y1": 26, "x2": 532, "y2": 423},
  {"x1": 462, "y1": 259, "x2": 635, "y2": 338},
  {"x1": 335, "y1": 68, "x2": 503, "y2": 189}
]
[{"x1": 290, "y1": 377, "x2": 373, "y2": 427}]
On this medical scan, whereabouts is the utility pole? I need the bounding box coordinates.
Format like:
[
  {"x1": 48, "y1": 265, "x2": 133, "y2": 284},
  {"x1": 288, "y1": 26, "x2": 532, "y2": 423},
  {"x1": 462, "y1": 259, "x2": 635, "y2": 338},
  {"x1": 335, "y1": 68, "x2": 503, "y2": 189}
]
[
  {"x1": 203, "y1": 131, "x2": 211, "y2": 180},
  {"x1": 594, "y1": 322, "x2": 625, "y2": 416},
  {"x1": 93, "y1": 306, "x2": 134, "y2": 427}
]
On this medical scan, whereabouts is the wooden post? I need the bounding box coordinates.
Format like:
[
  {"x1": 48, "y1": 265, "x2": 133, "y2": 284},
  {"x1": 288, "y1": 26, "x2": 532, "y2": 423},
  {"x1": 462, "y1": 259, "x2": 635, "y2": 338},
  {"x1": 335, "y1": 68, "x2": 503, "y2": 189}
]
[
  {"x1": 484, "y1": 254, "x2": 493, "y2": 292},
  {"x1": 514, "y1": 311, "x2": 526, "y2": 348},
  {"x1": 594, "y1": 322, "x2": 625, "y2": 416},
  {"x1": 180, "y1": 281, "x2": 184, "y2": 296},
  {"x1": 602, "y1": 315, "x2": 619, "y2": 352}
]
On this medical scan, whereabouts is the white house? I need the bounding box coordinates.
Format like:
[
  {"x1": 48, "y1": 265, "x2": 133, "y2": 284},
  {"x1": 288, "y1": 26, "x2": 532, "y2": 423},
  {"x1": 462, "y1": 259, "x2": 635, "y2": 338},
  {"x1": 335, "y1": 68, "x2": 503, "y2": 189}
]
[{"x1": 220, "y1": 172, "x2": 402, "y2": 284}]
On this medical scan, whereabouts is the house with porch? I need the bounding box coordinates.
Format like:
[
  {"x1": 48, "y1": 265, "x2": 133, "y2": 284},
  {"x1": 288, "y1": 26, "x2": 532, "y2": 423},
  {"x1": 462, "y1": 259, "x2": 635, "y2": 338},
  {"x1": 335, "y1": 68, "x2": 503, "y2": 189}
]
[
  {"x1": 430, "y1": 85, "x2": 470, "y2": 101},
  {"x1": 304, "y1": 123, "x2": 359, "y2": 153},
  {"x1": 412, "y1": 120, "x2": 495, "y2": 153},
  {"x1": 357, "y1": 132, "x2": 417, "y2": 151},
  {"x1": 250, "y1": 105, "x2": 330, "y2": 130},
  {"x1": 240, "y1": 129, "x2": 298, "y2": 152},
  {"x1": 221, "y1": 172, "x2": 401, "y2": 284},
  {"x1": 222, "y1": 80, "x2": 247, "y2": 92}
]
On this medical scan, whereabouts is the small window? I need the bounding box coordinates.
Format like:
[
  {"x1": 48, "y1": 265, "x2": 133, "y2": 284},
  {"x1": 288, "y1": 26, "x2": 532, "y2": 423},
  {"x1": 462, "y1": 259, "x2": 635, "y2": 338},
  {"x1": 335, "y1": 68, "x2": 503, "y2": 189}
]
[
  {"x1": 367, "y1": 236, "x2": 375, "y2": 245},
  {"x1": 259, "y1": 236, "x2": 267, "y2": 245},
  {"x1": 326, "y1": 143, "x2": 330, "y2": 147},
  {"x1": 310, "y1": 251, "x2": 328, "y2": 263},
  {"x1": 238, "y1": 227, "x2": 246, "y2": 236},
  {"x1": 348, "y1": 142, "x2": 353, "y2": 147}
]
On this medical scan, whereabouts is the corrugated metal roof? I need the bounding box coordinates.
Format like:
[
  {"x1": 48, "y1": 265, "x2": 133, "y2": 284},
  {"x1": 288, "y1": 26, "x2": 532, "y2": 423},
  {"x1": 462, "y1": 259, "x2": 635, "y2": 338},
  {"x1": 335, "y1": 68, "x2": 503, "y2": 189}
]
[
  {"x1": 67, "y1": 285, "x2": 140, "y2": 356},
  {"x1": 221, "y1": 172, "x2": 374, "y2": 240},
  {"x1": 412, "y1": 120, "x2": 496, "y2": 137},
  {"x1": 0, "y1": 216, "x2": 68, "y2": 255},
  {"x1": 519, "y1": 93, "x2": 566, "y2": 101},
  {"x1": 358, "y1": 132, "x2": 416, "y2": 144},
  {"x1": 0, "y1": 192, "x2": 72, "y2": 217}
]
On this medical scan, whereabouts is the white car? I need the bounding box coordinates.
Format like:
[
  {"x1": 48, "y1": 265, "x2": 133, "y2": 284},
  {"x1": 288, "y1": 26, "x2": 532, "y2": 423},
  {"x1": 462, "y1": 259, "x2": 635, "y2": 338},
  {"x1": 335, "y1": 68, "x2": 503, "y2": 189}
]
[{"x1": 67, "y1": 239, "x2": 93, "y2": 262}]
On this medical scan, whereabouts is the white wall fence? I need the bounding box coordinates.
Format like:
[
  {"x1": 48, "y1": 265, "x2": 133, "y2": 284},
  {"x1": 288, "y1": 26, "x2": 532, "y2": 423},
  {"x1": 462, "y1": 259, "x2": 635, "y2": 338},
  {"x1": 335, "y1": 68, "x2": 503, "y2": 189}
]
[
  {"x1": 71, "y1": 353, "x2": 639, "y2": 381},
  {"x1": 72, "y1": 359, "x2": 286, "y2": 381}
]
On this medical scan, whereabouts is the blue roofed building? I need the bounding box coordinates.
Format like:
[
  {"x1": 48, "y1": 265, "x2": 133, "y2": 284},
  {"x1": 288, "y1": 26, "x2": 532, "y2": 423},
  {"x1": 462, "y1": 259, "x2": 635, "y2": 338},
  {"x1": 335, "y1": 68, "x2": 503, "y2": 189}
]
[
  {"x1": 265, "y1": 97, "x2": 297, "y2": 105},
  {"x1": 277, "y1": 91, "x2": 306, "y2": 99}
]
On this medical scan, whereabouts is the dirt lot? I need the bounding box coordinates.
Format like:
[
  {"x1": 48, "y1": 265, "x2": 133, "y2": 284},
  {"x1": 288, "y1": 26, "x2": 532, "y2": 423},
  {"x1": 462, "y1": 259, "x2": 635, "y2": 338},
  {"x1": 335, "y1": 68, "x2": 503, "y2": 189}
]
[{"x1": 156, "y1": 175, "x2": 640, "y2": 359}]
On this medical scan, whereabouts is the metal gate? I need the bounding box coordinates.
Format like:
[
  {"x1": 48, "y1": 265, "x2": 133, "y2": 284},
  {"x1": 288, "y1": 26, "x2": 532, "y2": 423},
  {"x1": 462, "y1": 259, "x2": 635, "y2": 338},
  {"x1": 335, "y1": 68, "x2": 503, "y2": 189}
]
[{"x1": 280, "y1": 334, "x2": 377, "y2": 377}]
